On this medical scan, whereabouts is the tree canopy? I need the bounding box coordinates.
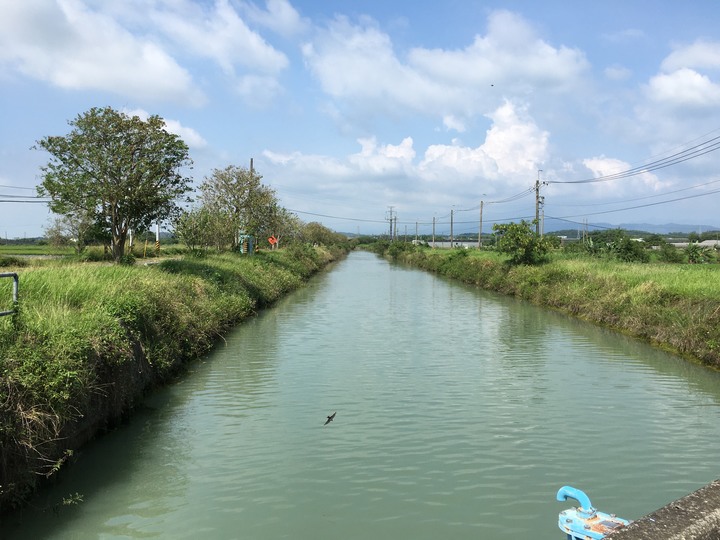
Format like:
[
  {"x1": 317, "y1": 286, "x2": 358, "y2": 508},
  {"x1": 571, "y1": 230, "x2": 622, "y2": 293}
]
[
  {"x1": 198, "y1": 165, "x2": 281, "y2": 249},
  {"x1": 493, "y1": 220, "x2": 554, "y2": 265},
  {"x1": 36, "y1": 106, "x2": 192, "y2": 261}
]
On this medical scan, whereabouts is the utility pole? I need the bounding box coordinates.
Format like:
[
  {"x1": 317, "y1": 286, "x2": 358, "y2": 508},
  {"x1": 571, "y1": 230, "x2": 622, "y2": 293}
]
[
  {"x1": 535, "y1": 170, "x2": 542, "y2": 235},
  {"x1": 432, "y1": 217, "x2": 436, "y2": 248},
  {"x1": 387, "y1": 206, "x2": 395, "y2": 239},
  {"x1": 478, "y1": 200, "x2": 484, "y2": 248},
  {"x1": 450, "y1": 209, "x2": 454, "y2": 247},
  {"x1": 415, "y1": 221, "x2": 418, "y2": 244}
]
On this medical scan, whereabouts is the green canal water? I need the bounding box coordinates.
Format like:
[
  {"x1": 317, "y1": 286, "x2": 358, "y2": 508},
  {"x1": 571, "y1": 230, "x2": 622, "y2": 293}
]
[{"x1": 5, "y1": 251, "x2": 720, "y2": 539}]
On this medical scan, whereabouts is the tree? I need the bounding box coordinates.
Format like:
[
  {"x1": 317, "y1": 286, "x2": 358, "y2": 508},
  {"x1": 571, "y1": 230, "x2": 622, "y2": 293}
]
[
  {"x1": 44, "y1": 212, "x2": 95, "y2": 254},
  {"x1": 199, "y1": 166, "x2": 279, "y2": 250},
  {"x1": 493, "y1": 220, "x2": 553, "y2": 265},
  {"x1": 36, "y1": 106, "x2": 193, "y2": 262},
  {"x1": 300, "y1": 222, "x2": 347, "y2": 246},
  {"x1": 173, "y1": 207, "x2": 216, "y2": 254}
]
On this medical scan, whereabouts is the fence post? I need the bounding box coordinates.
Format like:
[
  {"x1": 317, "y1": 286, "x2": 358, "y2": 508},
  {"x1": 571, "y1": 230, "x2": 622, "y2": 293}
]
[{"x1": 0, "y1": 272, "x2": 19, "y2": 317}]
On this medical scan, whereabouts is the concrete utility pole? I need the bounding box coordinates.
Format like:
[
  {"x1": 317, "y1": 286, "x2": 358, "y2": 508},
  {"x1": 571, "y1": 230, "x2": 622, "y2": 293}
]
[
  {"x1": 478, "y1": 200, "x2": 484, "y2": 248},
  {"x1": 535, "y1": 170, "x2": 542, "y2": 235},
  {"x1": 450, "y1": 209, "x2": 454, "y2": 247},
  {"x1": 387, "y1": 206, "x2": 395, "y2": 239},
  {"x1": 432, "y1": 217, "x2": 436, "y2": 248}
]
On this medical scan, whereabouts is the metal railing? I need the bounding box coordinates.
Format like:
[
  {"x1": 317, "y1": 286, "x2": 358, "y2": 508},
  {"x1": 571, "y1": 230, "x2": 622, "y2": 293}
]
[{"x1": 0, "y1": 272, "x2": 19, "y2": 317}]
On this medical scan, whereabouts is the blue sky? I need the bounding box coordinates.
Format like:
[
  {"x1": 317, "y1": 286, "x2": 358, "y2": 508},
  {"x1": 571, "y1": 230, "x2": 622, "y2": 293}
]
[{"x1": 2, "y1": 0, "x2": 720, "y2": 239}]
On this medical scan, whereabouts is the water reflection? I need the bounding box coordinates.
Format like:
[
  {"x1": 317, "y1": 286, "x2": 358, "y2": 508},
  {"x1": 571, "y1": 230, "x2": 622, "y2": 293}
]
[{"x1": 5, "y1": 251, "x2": 720, "y2": 540}]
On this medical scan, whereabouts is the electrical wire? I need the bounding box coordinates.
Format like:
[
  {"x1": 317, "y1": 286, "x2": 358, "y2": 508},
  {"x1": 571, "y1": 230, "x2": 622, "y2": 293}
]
[
  {"x1": 549, "y1": 133, "x2": 720, "y2": 184},
  {"x1": 0, "y1": 199, "x2": 50, "y2": 203},
  {"x1": 548, "y1": 186, "x2": 720, "y2": 219},
  {"x1": 550, "y1": 177, "x2": 720, "y2": 208},
  {"x1": 284, "y1": 208, "x2": 387, "y2": 224},
  {"x1": 0, "y1": 184, "x2": 37, "y2": 190}
]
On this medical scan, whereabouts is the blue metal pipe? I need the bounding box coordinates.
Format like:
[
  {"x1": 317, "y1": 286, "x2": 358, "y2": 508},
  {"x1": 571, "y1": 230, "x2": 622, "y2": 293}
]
[{"x1": 556, "y1": 486, "x2": 595, "y2": 516}]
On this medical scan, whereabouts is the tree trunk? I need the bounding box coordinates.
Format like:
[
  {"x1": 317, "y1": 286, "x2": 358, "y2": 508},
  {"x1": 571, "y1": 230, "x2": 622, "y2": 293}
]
[{"x1": 112, "y1": 233, "x2": 126, "y2": 262}]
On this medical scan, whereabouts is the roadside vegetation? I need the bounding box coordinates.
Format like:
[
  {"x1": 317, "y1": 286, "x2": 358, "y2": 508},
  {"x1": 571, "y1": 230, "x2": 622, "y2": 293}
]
[
  {"x1": 1, "y1": 105, "x2": 352, "y2": 513},
  {"x1": 4, "y1": 103, "x2": 717, "y2": 514},
  {"x1": 369, "y1": 221, "x2": 720, "y2": 369},
  {"x1": 0, "y1": 242, "x2": 347, "y2": 513}
]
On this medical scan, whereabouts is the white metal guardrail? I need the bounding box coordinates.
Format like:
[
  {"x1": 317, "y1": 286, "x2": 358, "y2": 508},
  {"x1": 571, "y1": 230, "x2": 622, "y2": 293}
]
[{"x1": 0, "y1": 272, "x2": 19, "y2": 317}]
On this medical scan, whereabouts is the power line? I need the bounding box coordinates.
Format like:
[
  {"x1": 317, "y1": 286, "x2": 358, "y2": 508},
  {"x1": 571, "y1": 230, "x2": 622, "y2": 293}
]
[
  {"x1": 548, "y1": 133, "x2": 720, "y2": 184},
  {"x1": 285, "y1": 208, "x2": 387, "y2": 224},
  {"x1": 0, "y1": 184, "x2": 37, "y2": 191},
  {"x1": 0, "y1": 199, "x2": 49, "y2": 203},
  {"x1": 550, "y1": 177, "x2": 720, "y2": 208},
  {"x1": 0, "y1": 193, "x2": 49, "y2": 199},
  {"x1": 548, "y1": 186, "x2": 720, "y2": 220}
]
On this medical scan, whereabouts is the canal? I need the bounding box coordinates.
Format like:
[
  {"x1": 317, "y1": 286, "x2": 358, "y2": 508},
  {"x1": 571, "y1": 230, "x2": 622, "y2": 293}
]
[{"x1": 5, "y1": 250, "x2": 720, "y2": 539}]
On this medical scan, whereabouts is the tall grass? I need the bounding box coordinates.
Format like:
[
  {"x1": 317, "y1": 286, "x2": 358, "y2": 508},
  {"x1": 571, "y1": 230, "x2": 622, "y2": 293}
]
[
  {"x1": 387, "y1": 246, "x2": 720, "y2": 370},
  {"x1": 0, "y1": 245, "x2": 343, "y2": 511}
]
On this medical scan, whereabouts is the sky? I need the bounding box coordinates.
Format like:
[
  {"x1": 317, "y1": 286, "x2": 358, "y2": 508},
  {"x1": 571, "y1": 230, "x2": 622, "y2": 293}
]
[{"x1": 2, "y1": 0, "x2": 720, "y2": 239}]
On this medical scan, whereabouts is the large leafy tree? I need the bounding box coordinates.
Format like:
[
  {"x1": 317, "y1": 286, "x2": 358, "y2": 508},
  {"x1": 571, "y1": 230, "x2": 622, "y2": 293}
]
[
  {"x1": 493, "y1": 220, "x2": 554, "y2": 265},
  {"x1": 199, "y1": 165, "x2": 279, "y2": 249},
  {"x1": 36, "y1": 106, "x2": 193, "y2": 261}
]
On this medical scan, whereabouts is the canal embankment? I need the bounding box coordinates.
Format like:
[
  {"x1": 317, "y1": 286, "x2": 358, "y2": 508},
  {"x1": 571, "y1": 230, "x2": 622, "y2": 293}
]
[
  {"x1": 0, "y1": 245, "x2": 345, "y2": 513},
  {"x1": 378, "y1": 244, "x2": 720, "y2": 538},
  {"x1": 610, "y1": 480, "x2": 720, "y2": 540},
  {"x1": 377, "y1": 245, "x2": 720, "y2": 370}
]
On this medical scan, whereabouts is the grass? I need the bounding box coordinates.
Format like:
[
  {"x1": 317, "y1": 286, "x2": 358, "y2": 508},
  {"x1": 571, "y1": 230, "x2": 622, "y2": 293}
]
[
  {"x1": 0, "y1": 245, "x2": 344, "y2": 512},
  {"x1": 0, "y1": 245, "x2": 74, "y2": 256},
  {"x1": 377, "y1": 244, "x2": 720, "y2": 370}
]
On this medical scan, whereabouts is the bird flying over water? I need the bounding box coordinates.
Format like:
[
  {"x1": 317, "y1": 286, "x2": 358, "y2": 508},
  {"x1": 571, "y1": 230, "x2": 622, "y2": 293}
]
[{"x1": 324, "y1": 412, "x2": 336, "y2": 425}]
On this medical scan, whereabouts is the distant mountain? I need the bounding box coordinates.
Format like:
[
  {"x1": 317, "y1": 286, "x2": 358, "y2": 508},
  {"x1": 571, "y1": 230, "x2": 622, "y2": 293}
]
[
  {"x1": 617, "y1": 223, "x2": 720, "y2": 234},
  {"x1": 542, "y1": 218, "x2": 720, "y2": 235}
]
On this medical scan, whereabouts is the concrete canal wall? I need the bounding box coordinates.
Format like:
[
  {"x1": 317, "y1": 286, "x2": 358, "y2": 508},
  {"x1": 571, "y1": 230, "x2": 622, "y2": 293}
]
[{"x1": 611, "y1": 479, "x2": 720, "y2": 540}]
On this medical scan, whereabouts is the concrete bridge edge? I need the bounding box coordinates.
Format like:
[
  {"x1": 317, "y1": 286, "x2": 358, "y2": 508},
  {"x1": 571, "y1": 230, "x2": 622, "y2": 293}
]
[{"x1": 610, "y1": 479, "x2": 720, "y2": 540}]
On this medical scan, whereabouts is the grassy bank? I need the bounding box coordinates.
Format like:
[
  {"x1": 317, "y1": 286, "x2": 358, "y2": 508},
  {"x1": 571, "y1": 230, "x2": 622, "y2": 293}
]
[
  {"x1": 376, "y1": 244, "x2": 720, "y2": 368},
  {"x1": 0, "y1": 244, "x2": 343, "y2": 512}
]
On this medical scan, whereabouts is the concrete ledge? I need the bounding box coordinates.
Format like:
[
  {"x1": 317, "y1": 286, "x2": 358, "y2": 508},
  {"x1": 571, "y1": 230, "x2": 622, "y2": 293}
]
[{"x1": 610, "y1": 479, "x2": 720, "y2": 540}]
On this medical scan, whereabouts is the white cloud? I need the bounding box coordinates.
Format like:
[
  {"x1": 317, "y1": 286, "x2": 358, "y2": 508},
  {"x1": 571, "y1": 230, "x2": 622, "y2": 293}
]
[
  {"x1": 582, "y1": 156, "x2": 664, "y2": 194},
  {"x1": 408, "y1": 10, "x2": 588, "y2": 91},
  {"x1": 150, "y1": 0, "x2": 288, "y2": 75},
  {"x1": 443, "y1": 115, "x2": 466, "y2": 132},
  {"x1": 261, "y1": 100, "x2": 549, "y2": 206},
  {"x1": 302, "y1": 17, "x2": 449, "y2": 110},
  {"x1": 633, "y1": 40, "x2": 720, "y2": 145},
  {"x1": 241, "y1": 0, "x2": 309, "y2": 38},
  {"x1": 0, "y1": 0, "x2": 204, "y2": 105},
  {"x1": 420, "y1": 101, "x2": 549, "y2": 185},
  {"x1": 661, "y1": 40, "x2": 720, "y2": 72},
  {"x1": 236, "y1": 75, "x2": 284, "y2": 107},
  {"x1": 349, "y1": 137, "x2": 416, "y2": 174},
  {"x1": 262, "y1": 150, "x2": 352, "y2": 178},
  {"x1": 646, "y1": 68, "x2": 720, "y2": 108},
  {"x1": 302, "y1": 10, "x2": 589, "y2": 127},
  {"x1": 642, "y1": 41, "x2": 720, "y2": 110}
]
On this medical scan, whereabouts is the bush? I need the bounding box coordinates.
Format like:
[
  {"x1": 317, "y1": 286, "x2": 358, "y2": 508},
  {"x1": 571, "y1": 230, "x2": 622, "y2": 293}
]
[{"x1": 493, "y1": 220, "x2": 553, "y2": 265}]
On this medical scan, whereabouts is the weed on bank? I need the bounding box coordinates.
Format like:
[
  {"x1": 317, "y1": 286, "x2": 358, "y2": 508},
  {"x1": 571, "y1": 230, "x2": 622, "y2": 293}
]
[{"x1": 0, "y1": 246, "x2": 339, "y2": 511}]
